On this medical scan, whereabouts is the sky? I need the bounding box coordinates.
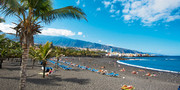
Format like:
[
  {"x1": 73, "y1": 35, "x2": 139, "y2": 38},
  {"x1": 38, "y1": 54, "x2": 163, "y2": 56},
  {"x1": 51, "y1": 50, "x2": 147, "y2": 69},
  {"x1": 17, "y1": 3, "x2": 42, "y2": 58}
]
[{"x1": 1, "y1": 0, "x2": 180, "y2": 55}]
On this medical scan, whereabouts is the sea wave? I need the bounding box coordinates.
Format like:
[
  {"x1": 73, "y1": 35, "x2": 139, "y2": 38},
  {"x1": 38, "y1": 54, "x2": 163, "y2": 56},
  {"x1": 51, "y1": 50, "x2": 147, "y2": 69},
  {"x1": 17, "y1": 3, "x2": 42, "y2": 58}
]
[
  {"x1": 117, "y1": 60, "x2": 180, "y2": 74},
  {"x1": 128, "y1": 59, "x2": 149, "y2": 61},
  {"x1": 165, "y1": 58, "x2": 177, "y2": 60}
]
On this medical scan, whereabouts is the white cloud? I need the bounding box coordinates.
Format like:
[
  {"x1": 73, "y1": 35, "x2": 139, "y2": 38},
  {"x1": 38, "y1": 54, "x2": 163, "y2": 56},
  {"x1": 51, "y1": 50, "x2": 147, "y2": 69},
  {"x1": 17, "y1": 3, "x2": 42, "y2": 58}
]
[
  {"x1": 0, "y1": 23, "x2": 76, "y2": 36},
  {"x1": 112, "y1": 0, "x2": 117, "y2": 3},
  {"x1": 102, "y1": 1, "x2": 111, "y2": 8},
  {"x1": 41, "y1": 28, "x2": 75, "y2": 36},
  {"x1": 166, "y1": 15, "x2": 180, "y2": 22},
  {"x1": 124, "y1": 15, "x2": 131, "y2": 20},
  {"x1": 121, "y1": 0, "x2": 180, "y2": 24},
  {"x1": 115, "y1": 10, "x2": 120, "y2": 15},
  {"x1": 78, "y1": 32, "x2": 83, "y2": 35},
  {"x1": 76, "y1": 0, "x2": 80, "y2": 5},
  {"x1": 110, "y1": 15, "x2": 116, "y2": 17},
  {"x1": 109, "y1": 5, "x2": 115, "y2": 13},
  {"x1": 101, "y1": 0, "x2": 180, "y2": 24},
  {"x1": 96, "y1": 7, "x2": 101, "y2": 11},
  {"x1": 82, "y1": 4, "x2": 85, "y2": 7},
  {"x1": 0, "y1": 23, "x2": 16, "y2": 34},
  {"x1": 98, "y1": 40, "x2": 101, "y2": 43},
  {"x1": 109, "y1": 9, "x2": 115, "y2": 13}
]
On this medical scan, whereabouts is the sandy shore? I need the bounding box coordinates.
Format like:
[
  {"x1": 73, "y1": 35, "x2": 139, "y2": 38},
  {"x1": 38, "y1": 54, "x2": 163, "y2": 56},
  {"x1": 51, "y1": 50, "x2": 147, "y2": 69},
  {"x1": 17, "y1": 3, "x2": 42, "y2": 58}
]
[{"x1": 0, "y1": 57, "x2": 179, "y2": 90}]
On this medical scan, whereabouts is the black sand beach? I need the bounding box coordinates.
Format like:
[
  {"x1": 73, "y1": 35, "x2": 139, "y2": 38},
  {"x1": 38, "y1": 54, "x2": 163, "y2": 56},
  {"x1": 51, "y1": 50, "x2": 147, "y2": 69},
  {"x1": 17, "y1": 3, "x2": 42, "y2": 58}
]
[{"x1": 0, "y1": 57, "x2": 179, "y2": 90}]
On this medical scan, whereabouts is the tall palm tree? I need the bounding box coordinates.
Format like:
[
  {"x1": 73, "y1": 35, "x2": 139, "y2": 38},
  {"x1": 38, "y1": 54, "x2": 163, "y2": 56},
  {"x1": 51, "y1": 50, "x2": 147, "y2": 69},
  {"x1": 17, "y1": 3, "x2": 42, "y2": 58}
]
[
  {"x1": 36, "y1": 41, "x2": 52, "y2": 78},
  {"x1": 1, "y1": 0, "x2": 87, "y2": 89}
]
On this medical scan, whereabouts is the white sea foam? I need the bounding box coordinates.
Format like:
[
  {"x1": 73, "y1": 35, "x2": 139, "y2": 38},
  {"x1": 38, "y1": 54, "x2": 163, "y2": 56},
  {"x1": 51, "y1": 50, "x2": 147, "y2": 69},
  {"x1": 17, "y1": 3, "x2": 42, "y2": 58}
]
[
  {"x1": 117, "y1": 60, "x2": 180, "y2": 74},
  {"x1": 128, "y1": 59, "x2": 148, "y2": 61},
  {"x1": 165, "y1": 59, "x2": 177, "y2": 60}
]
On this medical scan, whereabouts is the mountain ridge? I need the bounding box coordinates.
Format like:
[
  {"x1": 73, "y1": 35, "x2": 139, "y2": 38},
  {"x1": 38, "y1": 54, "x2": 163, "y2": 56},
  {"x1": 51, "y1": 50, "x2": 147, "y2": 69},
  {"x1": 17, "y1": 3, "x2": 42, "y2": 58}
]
[{"x1": 2, "y1": 32, "x2": 143, "y2": 54}]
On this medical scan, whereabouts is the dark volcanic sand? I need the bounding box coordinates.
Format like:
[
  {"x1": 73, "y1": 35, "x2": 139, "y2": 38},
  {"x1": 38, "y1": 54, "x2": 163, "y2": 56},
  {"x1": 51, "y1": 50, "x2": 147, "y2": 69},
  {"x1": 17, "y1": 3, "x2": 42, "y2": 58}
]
[{"x1": 0, "y1": 57, "x2": 179, "y2": 90}]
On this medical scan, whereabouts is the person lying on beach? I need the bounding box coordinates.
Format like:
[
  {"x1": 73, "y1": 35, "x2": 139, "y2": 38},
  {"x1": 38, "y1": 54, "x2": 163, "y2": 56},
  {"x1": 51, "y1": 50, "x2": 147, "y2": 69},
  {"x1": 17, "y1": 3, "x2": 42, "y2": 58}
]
[
  {"x1": 100, "y1": 66, "x2": 105, "y2": 69},
  {"x1": 120, "y1": 68, "x2": 125, "y2": 72},
  {"x1": 146, "y1": 73, "x2": 156, "y2": 77},
  {"x1": 101, "y1": 70, "x2": 107, "y2": 73},
  {"x1": 131, "y1": 71, "x2": 138, "y2": 74},
  {"x1": 86, "y1": 66, "x2": 89, "y2": 69},
  {"x1": 71, "y1": 63, "x2": 76, "y2": 67},
  {"x1": 146, "y1": 73, "x2": 151, "y2": 76},
  {"x1": 98, "y1": 69, "x2": 103, "y2": 74},
  {"x1": 138, "y1": 69, "x2": 145, "y2": 72},
  {"x1": 102, "y1": 70, "x2": 108, "y2": 75}
]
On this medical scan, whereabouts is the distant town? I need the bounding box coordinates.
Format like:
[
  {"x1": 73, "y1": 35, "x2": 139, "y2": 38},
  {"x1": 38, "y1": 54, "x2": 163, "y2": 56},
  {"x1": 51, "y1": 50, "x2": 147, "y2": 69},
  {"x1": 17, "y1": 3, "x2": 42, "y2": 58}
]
[{"x1": 71, "y1": 47, "x2": 153, "y2": 57}]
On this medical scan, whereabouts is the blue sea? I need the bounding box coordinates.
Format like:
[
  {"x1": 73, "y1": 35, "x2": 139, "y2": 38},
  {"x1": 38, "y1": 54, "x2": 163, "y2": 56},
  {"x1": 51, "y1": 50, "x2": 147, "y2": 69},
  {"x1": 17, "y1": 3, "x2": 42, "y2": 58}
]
[{"x1": 117, "y1": 56, "x2": 180, "y2": 73}]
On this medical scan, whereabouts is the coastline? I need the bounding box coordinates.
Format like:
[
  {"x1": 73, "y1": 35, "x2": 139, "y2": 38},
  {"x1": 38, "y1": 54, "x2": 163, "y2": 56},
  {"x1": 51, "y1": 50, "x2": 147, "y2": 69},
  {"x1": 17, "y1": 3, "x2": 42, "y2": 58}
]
[
  {"x1": 66, "y1": 57, "x2": 180, "y2": 84},
  {"x1": 117, "y1": 60, "x2": 180, "y2": 74}
]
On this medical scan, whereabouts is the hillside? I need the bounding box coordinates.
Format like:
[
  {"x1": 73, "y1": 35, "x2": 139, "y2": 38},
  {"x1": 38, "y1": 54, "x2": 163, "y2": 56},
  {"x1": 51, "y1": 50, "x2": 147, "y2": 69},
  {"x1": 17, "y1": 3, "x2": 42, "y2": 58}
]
[{"x1": 4, "y1": 33, "x2": 142, "y2": 54}]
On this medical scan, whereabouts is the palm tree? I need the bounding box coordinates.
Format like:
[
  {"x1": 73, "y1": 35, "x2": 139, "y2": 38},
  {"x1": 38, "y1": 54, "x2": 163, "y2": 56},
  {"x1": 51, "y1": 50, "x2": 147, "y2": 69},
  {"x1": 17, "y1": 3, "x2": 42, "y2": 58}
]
[
  {"x1": 1, "y1": 0, "x2": 87, "y2": 89},
  {"x1": 29, "y1": 46, "x2": 39, "y2": 69},
  {"x1": 36, "y1": 41, "x2": 52, "y2": 78},
  {"x1": 54, "y1": 47, "x2": 64, "y2": 69},
  {"x1": 0, "y1": 34, "x2": 6, "y2": 68}
]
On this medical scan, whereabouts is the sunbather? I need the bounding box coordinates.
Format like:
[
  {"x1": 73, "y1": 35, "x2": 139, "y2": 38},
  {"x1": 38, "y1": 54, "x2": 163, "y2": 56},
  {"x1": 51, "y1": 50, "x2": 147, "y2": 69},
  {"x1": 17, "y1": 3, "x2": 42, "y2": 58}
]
[
  {"x1": 138, "y1": 69, "x2": 145, "y2": 72},
  {"x1": 120, "y1": 68, "x2": 125, "y2": 72},
  {"x1": 131, "y1": 71, "x2": 137, "y2": 74},
  {"x1": 146, "y1": 72, "x2": 151, "y2": 76},
  {"x1": 100, "y1": 66, "x2": 105, "y2": 69}
]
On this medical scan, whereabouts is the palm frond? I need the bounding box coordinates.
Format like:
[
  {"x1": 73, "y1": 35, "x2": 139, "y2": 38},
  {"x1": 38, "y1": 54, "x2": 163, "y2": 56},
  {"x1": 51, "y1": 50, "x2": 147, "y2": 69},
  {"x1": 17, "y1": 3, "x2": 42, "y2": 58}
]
[
  {"x1": 36, "y1": 41, "x2": 52, "y2": 61},
  {"x1": 0, "y1": 17, "x2": 5, "y2": 23},
  {"x1": 40, "y1": 6, "x2": 87, "y2": 24},
  {"x1": 1, "y1": 0, "x2": 27, "y2": 17}
]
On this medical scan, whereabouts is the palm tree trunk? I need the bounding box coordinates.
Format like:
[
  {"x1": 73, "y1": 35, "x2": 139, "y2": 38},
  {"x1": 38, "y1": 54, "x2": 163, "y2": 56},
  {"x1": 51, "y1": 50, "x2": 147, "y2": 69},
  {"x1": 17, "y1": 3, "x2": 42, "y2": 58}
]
[
  {"x1": 32, "y1": 59, "x2": 35, "y2": 69},
  {"x1": 56, "y1": 57, "x2": 59, "y2": 69},
  {"x1": 19, "y1": 42, "x2": 29, "y2": 90},
  {"x1": 0, "y1": 58, "x2": 3, "y2": 69},
  {"x1": 20, "y1": 58, "x2": 22, "y2": 66},
  {"x1": 43, "y1": 61, "x2": 46, "y2": 78}
]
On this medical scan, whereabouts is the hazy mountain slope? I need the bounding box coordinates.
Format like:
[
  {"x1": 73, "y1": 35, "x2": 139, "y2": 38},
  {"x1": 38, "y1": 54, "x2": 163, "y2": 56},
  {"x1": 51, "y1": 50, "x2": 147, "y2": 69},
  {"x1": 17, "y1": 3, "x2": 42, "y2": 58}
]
[{"x1": 3, "y1": 33, "x2": 142, "y2": 53}]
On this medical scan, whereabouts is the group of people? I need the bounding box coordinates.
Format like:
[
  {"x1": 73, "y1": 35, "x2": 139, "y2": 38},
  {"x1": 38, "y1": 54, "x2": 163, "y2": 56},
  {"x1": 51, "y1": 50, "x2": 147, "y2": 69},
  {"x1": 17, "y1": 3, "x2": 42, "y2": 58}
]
[
  {"x1": 97, "y1": 66, "x2": 109, "y2": 75},
  {"x1": 50, "y1": 58, "x2": 157, "y2": 78},
  {"x1": 129, "y1": 69, "x2": 156, "y2": 77}
]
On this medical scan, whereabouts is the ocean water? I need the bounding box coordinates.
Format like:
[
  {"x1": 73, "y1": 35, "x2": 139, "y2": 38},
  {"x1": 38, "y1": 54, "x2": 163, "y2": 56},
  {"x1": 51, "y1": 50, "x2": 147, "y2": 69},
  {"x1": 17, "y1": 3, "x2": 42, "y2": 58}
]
[{"x1": 117, "y1": 56, "x2": 180, "y2": 73}]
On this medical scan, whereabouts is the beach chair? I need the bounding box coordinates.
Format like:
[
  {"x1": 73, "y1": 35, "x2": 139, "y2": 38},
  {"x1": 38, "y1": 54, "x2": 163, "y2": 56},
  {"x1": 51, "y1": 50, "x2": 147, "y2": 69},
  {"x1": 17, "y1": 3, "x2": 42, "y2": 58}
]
[
  {"x1": 81, "y1": 66, "x2": 86, "y2": 69},
  {"x1": 113, "y1": 74, "x2": 119, "y2": 77},
  {"x1": 94, "y1": 69, "x2": 99, "y2": 72},
  {"x1": 105, "y1": 73, "x2": 115, "y2": 76},
  {"x1": 91, "y1": 69, "x2": 95, "y2": 72},
  {"x1": 68, "y1": 67, "x2": 72, "y2": 70},
  {"x1": 63, "y1": 67, "x2": 72, "y2": 70},
  {"x1": 87, "y1": 68, "x2": 91, "y2": 70},
  {"x1": 77, "y1": 65, "x2": 81, "y2": 68}
]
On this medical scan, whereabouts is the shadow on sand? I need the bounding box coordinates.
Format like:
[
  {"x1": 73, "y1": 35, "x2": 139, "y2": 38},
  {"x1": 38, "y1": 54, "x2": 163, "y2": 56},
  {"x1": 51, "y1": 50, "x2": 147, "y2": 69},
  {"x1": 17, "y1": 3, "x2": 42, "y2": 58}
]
[{"x1": 0, "y1": 74, "x2": 90, "y2": 86}]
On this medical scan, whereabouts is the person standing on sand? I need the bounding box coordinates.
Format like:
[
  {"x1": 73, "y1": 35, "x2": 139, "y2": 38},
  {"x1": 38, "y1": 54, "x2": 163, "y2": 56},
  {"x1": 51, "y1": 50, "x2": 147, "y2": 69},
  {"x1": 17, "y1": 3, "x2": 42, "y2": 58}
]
[{"x1": 114, "y1": 62, "x2": 116, "y2": 67}]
